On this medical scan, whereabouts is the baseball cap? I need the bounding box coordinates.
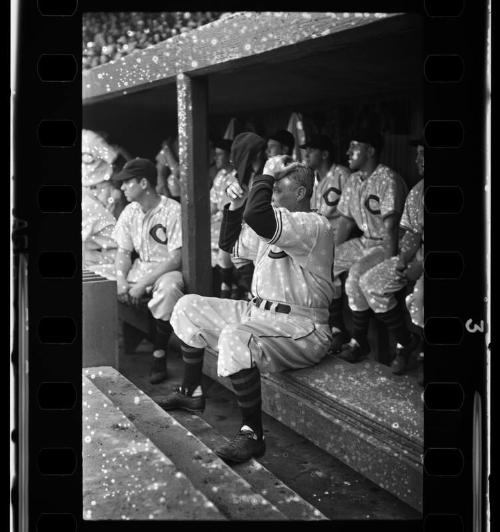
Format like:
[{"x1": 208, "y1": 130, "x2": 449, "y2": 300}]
[
  {"x1": 350, "y1": 126, "x2": 384, "y2": 153},
  {"x1": 268, "y1": 129, "x2": 295, "y2": 152},
  {"x1": 214, "y1": 139, "x2": 233, "y2": 152},
  {"x1": 299, "y1": 134, "x2": 334, "y2": 154},
  {"x1": 113, "y1": 157, "x2": 157, "y2": 186}
]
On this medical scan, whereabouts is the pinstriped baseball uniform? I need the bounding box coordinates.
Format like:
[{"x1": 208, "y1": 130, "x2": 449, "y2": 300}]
[
  {"x1": 171, "y1": 206, "x2": 335, "y2": 378},
  {"x1": 359, "y1": 179, "x2": 424, "y2": 314},
  {"x1": 333, "y1": 163, "x2": 408, "y2": 311},
  {"x1": 112, "y1": 195, "x2": 184, "y2": 320}
]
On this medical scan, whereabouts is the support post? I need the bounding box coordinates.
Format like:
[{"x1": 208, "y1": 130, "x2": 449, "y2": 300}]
[{"x1": 176, "y1": 73, "x2": 212, "y2": 295}]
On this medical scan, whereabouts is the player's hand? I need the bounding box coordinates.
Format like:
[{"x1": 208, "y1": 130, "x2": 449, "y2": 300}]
[
  {"x1": 263, "y1": 155, "x2": 295, "y2": 179},
  {"x1": 404, "y1": 260, "x2": 424, "y2": 282},
  {"x1": 128, "y1": 283, "x2": 148, "y2": 306},
  {"x1": 226, "y1": 181, "x2": 248, "y2": 210},
  {"x1": 394, "y1": 256, "x2": 407, "y2": 279},
  {"x1": 117, "y1": 282, "x2": 131, "y2": 304}
]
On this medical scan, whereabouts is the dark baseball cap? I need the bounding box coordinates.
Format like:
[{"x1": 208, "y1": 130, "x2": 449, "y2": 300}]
[
  {"x1": 299, "y1": 134, "x2": 333, "y2": 154},
  {"x1": 214, "y1": 139, "x2": 233, "y2": 152},
  {"x1": 350, "y1": 126, "x2": 384, "y2": 153},
  {"x1": 268, "y1": 129, "x2": 295, "y2": 152},
  {"x1": 113, "y1": 157, "x2": 157, "y2": 185}
]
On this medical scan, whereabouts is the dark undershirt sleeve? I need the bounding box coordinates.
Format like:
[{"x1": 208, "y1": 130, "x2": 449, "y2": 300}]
[
  {"x1": 243, "y1": 174, "x2": 276, "y2": 240},
  {"x1": 218, "y1": 203, "x2": 245, "y2": 253}
]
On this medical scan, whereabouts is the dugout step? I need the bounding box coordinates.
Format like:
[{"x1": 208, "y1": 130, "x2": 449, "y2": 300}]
[
  {"x1": 84, "y1": 366, "x2": 326, "y2": 520},
  {"x1": 202, "y1": 348, "x2": 423, "y2": 512},
  {"x1": 82, "y1": 375, "x2": 224, "y2": 520}
]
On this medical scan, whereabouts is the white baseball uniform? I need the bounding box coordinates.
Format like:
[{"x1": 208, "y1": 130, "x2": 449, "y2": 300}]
[
  {"x1": 171, "y1": 202, "x2": 335, "y2": 378},
  {"x1": 112, "y1": 196, "x2": 184, "y2": 320},
  {"x1": 359, "y1": 179, "x2": 424, "y2": 314},
  {"x1": 311, "y1": 163, "x2": 351, "y2": 239},
  {"x1": 333, "y1": 163, "x2": 408, "y2": 311}
]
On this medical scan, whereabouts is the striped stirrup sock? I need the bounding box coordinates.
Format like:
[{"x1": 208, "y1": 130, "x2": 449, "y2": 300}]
[
  {"x1": 351, "y1": 309, "x2": 371, "y2": 352},
  {"x1": 377, "y1": 304, "x2": 411, "y2": 347},
  {"x1": 181, "y1": 344, "x2": 204, "y2": 393},
  {"x1": 230, "y1": 367, "x2": 263, "y2": 440}
]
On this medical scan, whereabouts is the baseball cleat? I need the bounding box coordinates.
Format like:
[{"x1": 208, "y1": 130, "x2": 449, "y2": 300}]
[
  {"x1": 215, "y1": 427, "x2": 266, "y2": 464},
  {"x1": 328, "y1": 329, "x2": 350, "y2": 354},
  {"x1": 159, "y1": 386, "x2": 205, "y2": 413},
  {"x1": 337, "y1": 339, "x2": 369, "y2": 363},
  {"x1": 391, "y1": 333, "x2": 421, "y2": 375},
  {"x1": 149, "y1": 356, "x2": 168, "y2": 384}
]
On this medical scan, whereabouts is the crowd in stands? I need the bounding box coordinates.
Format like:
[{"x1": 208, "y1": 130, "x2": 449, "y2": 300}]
[{"x1": 83, "y1": 12, "x2": 224, "y2": 69}]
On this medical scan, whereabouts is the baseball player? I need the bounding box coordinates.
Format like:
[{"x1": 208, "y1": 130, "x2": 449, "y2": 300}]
[
  {"x1": 330, "y1": 122, "x2": 409, "y2": 363},
  {"x1": 155, "y1": 138, "x2": 181, "y2": 201},
  {"x1": 81, "y1": 129, "x2": 119, "y2": 279},
  {"x1": 266, "y1": 129, "x2": 295, "y2": 158},
  {"x1": 160, "y1": 133, "x2": 334, "y2": 464},
  {"x1": 300, "y1": 134, "x2": 351, "y2": 239},
  {"x1": 358, "y1": 139, "x2": 424, "y2": 378},
  {"x1": 112, "y1": 158, "x2": 184, "y2": 384}
]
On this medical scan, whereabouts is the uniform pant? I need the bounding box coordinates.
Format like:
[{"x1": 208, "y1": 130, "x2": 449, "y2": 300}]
[
  {"x1": 170, "y1": 295, "x2": 332, "y2": 378},
  {"x1": 144, "y1": 270, "x2": 184, "y2": 321},
  {"x1": 333, "y1": 237, "x2": 386, "y2": 311},
  {"x1": 406, "y1": 274, "x2": 423, "y2": 329}
]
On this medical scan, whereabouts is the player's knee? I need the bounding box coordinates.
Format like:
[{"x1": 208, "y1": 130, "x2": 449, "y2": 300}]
[
  {"x1": 172, "y1": 293, "x2": 202, "y2": 318},
  {"x1": 358, "y1": 271, "x2": 372, "y2": 295}
]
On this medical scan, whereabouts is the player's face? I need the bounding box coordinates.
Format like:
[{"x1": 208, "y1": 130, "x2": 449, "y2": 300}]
[
  {"x1": 267, "y1": 140, "x2": 284, "y2": 158},
  {"x1": 215, "y1": 148, "x2": 230, "y2": 170},
  {"x1": 347, "y1": 141, "x2": 369, "y2": 171},
  {"x1": 272, "y1": 177, "x2": 301, "y2": 211},
  {"x1": 120, "y1": 178, "x2": 142, "y2": 202},
  {"x1": 305, "y1": 148, "x2": 323, "y2": 170},
  {"x1": 415, "y1": 145, "x2": 424, "y2": 176}
]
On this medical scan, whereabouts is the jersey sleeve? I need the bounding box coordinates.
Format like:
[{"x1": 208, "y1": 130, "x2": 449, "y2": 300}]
[
  {"x1": 232, "y1": 223, "x2": 260, "y2": 262},
  {"x1": 166, "y1": 201, "x2": 183, "y2": 252},
  {"x1": 379, "y1": 171, "x2": 408, "y2": 219},
  {"x1": 112, "y1": 205, "x2": 135, "y2": 252},
  {"x1": 268, "y1": 208, "x2": 322, "y2": 259},
  {"x1": 400, "y1": 181, "x2": 424, "y2": 234}
]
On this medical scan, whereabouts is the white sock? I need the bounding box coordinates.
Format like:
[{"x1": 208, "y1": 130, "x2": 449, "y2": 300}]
[
  {"x1": 153, "y1": 350, "x2": 166, "y2": 359},
  {"x1": 191, "y1": 385, "x2": 202, "y2": 397}
]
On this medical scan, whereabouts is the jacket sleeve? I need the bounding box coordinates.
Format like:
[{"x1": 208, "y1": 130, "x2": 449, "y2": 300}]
[
  {"x1": 218, "y1": 203, "x2": 245, "y2": 253},
  {"x1": 242, "y1": 174, "x2": 277, "y2": 239}
]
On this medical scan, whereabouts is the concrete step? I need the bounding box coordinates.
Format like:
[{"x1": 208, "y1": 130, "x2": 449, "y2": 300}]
[
  {"x1": 82, "y1": 376, "x2": 224, "y2": 520},
  {"x1": 85, "y1": 367, "x2": 289, "y2": 520},
  {"x1": 169, "y1": 410, "x2": 327, "y2": 520},
  {"x1": 202, "y1": 348, "x2": 423, "y2": 512}
]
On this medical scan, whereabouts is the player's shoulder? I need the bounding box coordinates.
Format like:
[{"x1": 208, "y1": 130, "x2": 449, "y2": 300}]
[
  {"x1": 375, "y1": 164, "x2": 406, "y2": 187},
  {"x1": 411, "y1": 178, "x2": 424, "y2": 194},
  {"x1": 119, "y1": 201, "x2": 141, "y2": 219}
]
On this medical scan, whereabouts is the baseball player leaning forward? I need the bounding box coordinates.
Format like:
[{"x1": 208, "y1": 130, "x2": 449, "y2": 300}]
[
  {"x1": 112, "y1": 158, "x2": 184, "y2": 384},
  {"x1": 330, "y1": 124, "x2": 409, "y2": 363},
  {"x1": 161, "y1": 133, "x2": 335, "y2": 464}
]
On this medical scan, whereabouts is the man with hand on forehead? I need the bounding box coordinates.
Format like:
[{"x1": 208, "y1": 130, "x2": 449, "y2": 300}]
[
  {"x1": 330, "y1": 118, "x2": 408, "y2": 363},
  {"x1": 301, "y1": 134, "x2": 351, "y2": 239},
  {"x1": 112, "y1": 158, "x2": 184, "y2": 385},
  {"x1": 161, "y1": 133, "x2": 334, "y2": 464}
]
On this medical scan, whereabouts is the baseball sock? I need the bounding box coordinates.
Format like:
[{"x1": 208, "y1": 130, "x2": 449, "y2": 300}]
[
  {"x1": 153, "y1": 319, "x2": 173, "y2": 354},
  {"x1": 329, "y1": 297, "x2": 346, "y2": 331},
  {"x1": 230, "y1": 367, "x2": 263, "y2": 440},
  {"x1": 181, "y1": 344, "x2": 205, "y2": 394},
  {"x1": 351, "y1": 309, "x2": 371, "y2": 352},
  {"x1": 377, "y1": 305, "x2": 412, "y2": 347},
  {"x1": 219, "y1": 266, "x2": 233, "y2": 289}
]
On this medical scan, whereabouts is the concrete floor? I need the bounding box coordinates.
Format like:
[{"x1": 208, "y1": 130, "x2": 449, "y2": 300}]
[{"x1": 118, "y1": 339, "x2": 421, "y2": 520}]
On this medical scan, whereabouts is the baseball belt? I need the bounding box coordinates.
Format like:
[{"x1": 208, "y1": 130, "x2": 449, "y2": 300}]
[{"x1": 252, "y1": 296, "x2": 290, "y2": 314}]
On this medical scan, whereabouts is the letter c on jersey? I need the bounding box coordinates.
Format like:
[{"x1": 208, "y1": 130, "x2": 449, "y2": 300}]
[
  {"x1": 322, "y1": 187, "x2": 341, "y2": 207},
  {"x1": 364, "y1": 194, "x2": 381, "y2": 215},
  {"x1": 149, "y1": 224, "x2": 168, "y2": 245}
]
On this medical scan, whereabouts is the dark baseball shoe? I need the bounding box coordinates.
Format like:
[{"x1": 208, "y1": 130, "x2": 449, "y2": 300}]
[
  {"x1": 159, "y1": 386, "x2": 205, "y2": 413},
  {"x1": 391, "y1": 334, "x2": 421, "y2": 375},
  {"x1": 215, "y1": 427, "x2": 266, "y2": 464},
  {"x1": 337, "y1": 339, "x2": 369, "y2": 363},
  {"x1": 149, "y1": 356, "x2": 167, "y2": 384},
  {"x1": 329, "y1": 329, "x2": 350, "y2": 354}
]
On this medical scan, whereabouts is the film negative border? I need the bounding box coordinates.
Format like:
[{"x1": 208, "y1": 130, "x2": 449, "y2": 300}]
[{"x1": 11, "y1": 0, "x2": 490, "y2": 530}]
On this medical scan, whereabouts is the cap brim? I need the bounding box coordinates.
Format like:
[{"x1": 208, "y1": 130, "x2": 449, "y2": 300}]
[{"x1": 112, "y1": 169, "x2": 137, "y2": 182}]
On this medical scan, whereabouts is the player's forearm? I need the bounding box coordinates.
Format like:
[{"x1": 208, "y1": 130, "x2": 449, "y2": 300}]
[
  {"x1": 399, "y1": 230, "x2": 422, "y2": 265},
  {"x1": 335, "y1": 216, "x2": 355, "y2": 247},
  {"x1": 136, "y1": 250, "x2": 182, "y2": 288},
  {"x1": 115, "y1": 250, "x2": 132, "y2": 283},
  {"x1": 219, "y1": 204, "x2": 244, "y2": 252},
  {"x1": 243, "y1": 174, "x2": 276, "y2": 239},
  {"x1": 383, "y1": 215, "x2": 399, "y2": 258}
]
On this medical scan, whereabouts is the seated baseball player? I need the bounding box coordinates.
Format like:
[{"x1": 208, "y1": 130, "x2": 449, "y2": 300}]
[
  {"x1": 160, "y1": 132, "x2": 335, "y2": 464},
  {"x1": 81, "y1": 129, "x2": 119, "y2": 280},
  {"x1": 330, "y1": 120, "x2": 409, "y2": 363},
  {"x1": 359, "y1": 139, "x2": 424, "y2": 380},
  {"x1": 301, "y1": 134, "x2": 351, "y2": 240},
  {"x1": 112, "y1": 158, "x2": 184, "y2": 384}
]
